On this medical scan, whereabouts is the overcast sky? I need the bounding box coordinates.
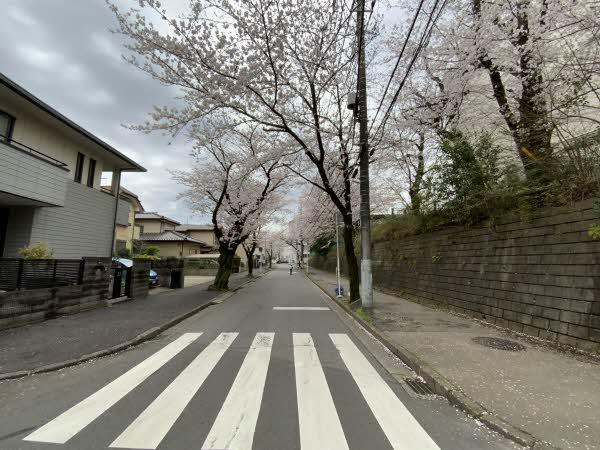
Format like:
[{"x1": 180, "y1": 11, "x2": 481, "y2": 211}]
[
  {"x1": 0, "y1": 0, "x2": 207, "y2": 223},
  {"x1": 2, "y1": 1, "x2": 402, "y2": 225}
]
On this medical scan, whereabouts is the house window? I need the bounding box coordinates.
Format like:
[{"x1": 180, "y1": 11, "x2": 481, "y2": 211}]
[
  {"x1": 74, "y1": 152, "x2": 85, "y2": 183},
  {"x1": 0, "y1": 110, "x2": 15, "y2": 143},
  {"x1": 87, "y1": 158, "x2": 96, "y2": 187}
]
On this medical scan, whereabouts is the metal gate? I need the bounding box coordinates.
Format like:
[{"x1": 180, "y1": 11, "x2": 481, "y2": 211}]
[{"x1": 110, "y1": 264, "x2": 131, "y2": 299}]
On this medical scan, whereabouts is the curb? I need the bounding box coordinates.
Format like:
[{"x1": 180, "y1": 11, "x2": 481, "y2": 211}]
[
  {"x1": 0, "y1": 272, "x2": 267, "y2": 382},
  {"x1": 306, "y1": 272, "x2": 556, "y2": 450}
]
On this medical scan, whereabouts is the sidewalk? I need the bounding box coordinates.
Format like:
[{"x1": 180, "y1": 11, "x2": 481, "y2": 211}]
[
  {"x1": 0, "y1": 270, "x2": 260, "y2": 377},
  {"x1": 309, "y1": 269, "x2": 600, "y2": 450}
]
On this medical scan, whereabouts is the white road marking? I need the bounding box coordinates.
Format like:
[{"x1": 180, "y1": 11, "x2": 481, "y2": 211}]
[
  {"x1": 273, "y1": 307, "x2": 330, "y2": 311},
  {"x1": 330, "y1": 333, "x2": 440, "y2": 450},
  {"x1": 110, "y1": 332, "x2": 238, "y2": 449},
  {"x1": 293, "y1": 333, "x2": 349, "y2": 450},
  {"x1": 24, "y1": 333, "x2": 201, "y2": 444},
  {"x1": 202, "y1": 333, "x2": 274, "y2": 450}
]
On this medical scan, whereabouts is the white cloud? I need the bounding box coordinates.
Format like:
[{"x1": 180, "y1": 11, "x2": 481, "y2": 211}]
[
  {"x1": 17, "y1": 44, "x2": 60, "y2": 69},
  {"x1": 7, "y1": 6, "x2": 37, "y2": 26}
]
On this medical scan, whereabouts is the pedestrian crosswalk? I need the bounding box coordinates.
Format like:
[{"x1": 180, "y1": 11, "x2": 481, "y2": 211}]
[{"x1": 24, "y1": 332, "x2": 440, "y2": 450}]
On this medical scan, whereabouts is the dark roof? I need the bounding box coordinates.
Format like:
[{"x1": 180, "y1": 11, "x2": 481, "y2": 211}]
[
  {"x1": 176, "y1": 224, "x2": 213, "y2": 232},
  {"x1": 139, "y1": 230, "x2": 210, "y2": 245},
  {"x1": 0, "y1": 72, "x2": 145, "y2": 172},
  {"x1": 135, "y1": 212, "x2": 180, "y2": 225}
]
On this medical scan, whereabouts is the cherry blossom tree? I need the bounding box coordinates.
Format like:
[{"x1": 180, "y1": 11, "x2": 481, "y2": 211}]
[
  {"x1": 406, "y1": 0, "x2": 600, "y2": 183},
  {"x1": 109, "y1": 0, "x2": 367, "y2": 301},
  {"x1": 173, "y1": 123, "x2": 289, "y2": 289}
]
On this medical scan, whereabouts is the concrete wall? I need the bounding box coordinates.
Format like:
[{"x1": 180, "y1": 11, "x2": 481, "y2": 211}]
[
  {"x1": 0, "y1": 141, "x2": 69, "y2": 206},
  {"x1": 0, "y1": 257, "x2": 111, "y2": 330},
  {"x1": 311, "y1": 199, "x2": 600, "y2": 352},
  {"x1": 130, "y1": 259, "x2": 150, "y2": 299}
]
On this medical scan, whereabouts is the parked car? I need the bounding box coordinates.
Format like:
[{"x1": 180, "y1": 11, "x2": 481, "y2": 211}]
[
  {"x1": 113, "y1": 258, "x2": 160, "y2": 288},
  {"x1": 149, "y1": 269, "x2": 159, "y2": 288}
]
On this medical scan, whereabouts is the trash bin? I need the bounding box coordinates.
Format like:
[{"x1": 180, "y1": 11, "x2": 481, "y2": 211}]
[{"x1": 169, "y1": 268, "x2": 183, "y2": 289}]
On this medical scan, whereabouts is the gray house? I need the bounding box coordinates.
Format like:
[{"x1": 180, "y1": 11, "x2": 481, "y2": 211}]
[{"x1": 0, "y1": 73, "x2": 145, "y2": 258}]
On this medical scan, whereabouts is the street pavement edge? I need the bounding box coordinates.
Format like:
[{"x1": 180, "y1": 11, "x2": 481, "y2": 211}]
[
  {"x1": 0, "y1": 271, "x2": 271, "y2": 383},
  {"x1": 303, "y1": 272, "x2": 559, "y2": 450}
]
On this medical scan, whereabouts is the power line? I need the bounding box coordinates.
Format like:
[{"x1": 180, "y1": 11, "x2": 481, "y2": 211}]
[
  {"x1": 368, "y1": 0, "x2": 427, "y2": 135},
  {"x1": 370, "y1": 0, "x2": 447, "y2": 153}
]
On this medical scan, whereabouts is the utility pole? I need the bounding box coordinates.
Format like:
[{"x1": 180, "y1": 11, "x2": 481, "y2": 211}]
[
  {"x1": 357, "y1": 0, "x2": 373, "y2": 308},
  {"x1": 335, "y1": 212, "x2": 343, "y2": 299}
]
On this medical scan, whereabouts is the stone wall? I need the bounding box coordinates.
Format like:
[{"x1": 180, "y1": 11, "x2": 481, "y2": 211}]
[
  {"x1": 0, "y1": 257, "x2": 111, "y2": 330},
  {"x1": 311, "y1": 199, "x2": 600, "y2": 352},
  {"x1": 130, "y1": 259, "x2": 150, "y2": 299}
]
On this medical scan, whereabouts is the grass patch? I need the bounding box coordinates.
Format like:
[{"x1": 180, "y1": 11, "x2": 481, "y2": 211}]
[{"x1": 354, "y1": 307, "x2": 373, "y2": 324}]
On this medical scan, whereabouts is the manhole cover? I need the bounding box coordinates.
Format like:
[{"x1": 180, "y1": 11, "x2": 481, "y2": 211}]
[{"x1": 472, "y1": 336, "x2": 526, "y2": 351}]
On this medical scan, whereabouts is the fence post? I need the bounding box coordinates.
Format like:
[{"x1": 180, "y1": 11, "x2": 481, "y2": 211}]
[
  {"x1": 16, "y1": 259, "x2": 24, "y2": 289},
  {"x1": 78, "y1": 259, "x2": 85, "y2": 285},
  {"x1": 52, "y1": 259, "x2": 58, "y2": 284}
]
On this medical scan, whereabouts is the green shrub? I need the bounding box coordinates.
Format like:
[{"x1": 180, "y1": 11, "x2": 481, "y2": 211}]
[
  {"x1": 310, "y1": 233, "x2": 335, "y2": 256},
  {"x1": 589, "y1": 224, "x2": 600, "y2": 240},
  {"x1": 134, "y1": 254, "x2": 161, "y2": 261},
  {"x1": 18, "y1": 242, "x2": 54, "y2": 259},
  {"x1": 141, "y1": 246, "x2": 160, "y2": 256},
  {"x1": 116, "y1": 248, "x2": 132, "y2": 258}
]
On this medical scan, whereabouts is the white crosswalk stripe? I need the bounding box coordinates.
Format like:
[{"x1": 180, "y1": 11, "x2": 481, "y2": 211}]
[
  {"x1": 293, "y1": 333, "x2": 349, "y2": 450},
  {"x1": 330, "y1": 333, "x2": 440, "y2": 450},
  {"x1": 25, "y1": 332, "x2": 440, "y2": 450},
  {"x1": 24, "y1": 333, "x2": 201, "y2": 445},
  {"x1": 110, "y1": 332, "x2": 238, "y2": 449},
  {"x1": 202, "y1": 332, "x2": 274, "y2": 450}
]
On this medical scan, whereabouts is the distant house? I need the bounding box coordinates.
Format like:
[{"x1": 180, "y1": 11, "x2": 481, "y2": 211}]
[
  {"x1": 0, "y1": 73, "x2": 145, "y2": 258},
  {"x1": 175, "y1": 224, "x2": 217, "y2": 247},
  {"x1": 136, "y1": 213, "x2": 212, "y2": 257},
  {"x1": 102, "y1": 186, "x2": 145, "y2": 254},
  {"x1": 176, "y1": 223, "x2": 246, "y2": 261}
]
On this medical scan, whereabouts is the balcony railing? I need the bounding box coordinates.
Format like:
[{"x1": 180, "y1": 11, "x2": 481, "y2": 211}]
[{"x1": 0, "y1": 134, "x2": 68, "y2": 169}]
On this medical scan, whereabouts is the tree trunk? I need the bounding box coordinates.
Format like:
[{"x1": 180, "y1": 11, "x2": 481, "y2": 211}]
[
  {"x1": 341, "y1": 219, "x2": 360, "y2": 303},
  {"x1": 409, "y1": 133, "x2": 425, "y2": 215},
  {"x1": 211, "y1": 246, "x2": 235, "y2": 290},
  {"x1": 246, "y1": 252, "x2": 254, "y2": 277},
  {"x1": 515, "y1": 125, "x2": 554, "y2": 186}
]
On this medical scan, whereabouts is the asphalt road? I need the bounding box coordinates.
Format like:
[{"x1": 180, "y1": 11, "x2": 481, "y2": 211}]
[{"x1": 0, "y1": 265, "x2": 519, "y2": 450}]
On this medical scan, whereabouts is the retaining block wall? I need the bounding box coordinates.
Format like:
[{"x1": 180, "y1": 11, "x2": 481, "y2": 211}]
[
  {"x1": 312, "y1": 199, "x2": 600, "y2": 352},
  {"x1": 131, "y1": 259, "x2": 150, "y2": 299},
  {"x1": 0, "y1": 257, "x2": 111, "y2": 330}
]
